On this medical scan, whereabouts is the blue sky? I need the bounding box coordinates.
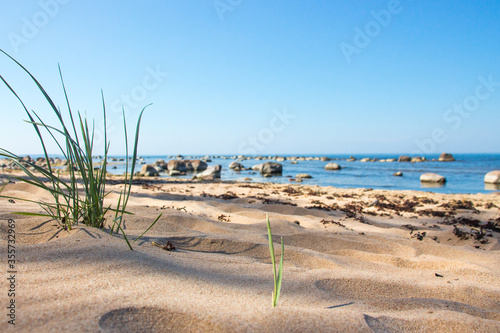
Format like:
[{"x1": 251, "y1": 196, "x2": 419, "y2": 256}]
[{"x1": 0, "y1": 0, "x2": 499, "y2": 156}]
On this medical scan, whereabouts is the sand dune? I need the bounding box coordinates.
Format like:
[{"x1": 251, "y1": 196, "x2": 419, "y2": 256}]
[{"x1": 0, "y1": 178, "x2": 499, "y2": 332}]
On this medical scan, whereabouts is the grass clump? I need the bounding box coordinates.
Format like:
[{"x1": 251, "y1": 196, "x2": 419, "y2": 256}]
[
  {"x1": 266, "y1": 214, "x2": 284, "y2": 307},
  {"x1": 0, "y1": 49, "x2": 159, "y2": 249}
]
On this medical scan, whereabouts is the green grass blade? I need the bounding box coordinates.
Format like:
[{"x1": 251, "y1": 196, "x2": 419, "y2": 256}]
[
  {"x1": 121, "y1": 105, "x2": 151, "y2": 212},
  {"x1": 266, "y1": 214, "x2": 277, "y2": 279},
  {"x1": 132, "y1": 213, "x2": 162, "y2": 243},
  {"x1": 275, "y1": 237, "x2": 285, "y2": 305},
  {"x1": 1, "y1": 49, "x2": 156, "y2": 249},
  {"x1": 110, "y1": 216, "x2": 133, "y2": 250},
  {"x1": 12, "y1": 212, "x2": 55, "y2": 217},
  {"x1": 266, "y1": 214, "x2": 278, "y2": 307}
]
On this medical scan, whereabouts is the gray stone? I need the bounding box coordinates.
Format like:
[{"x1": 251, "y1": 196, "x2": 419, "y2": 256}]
[
  {"x1": 393, "y1": 171, "x2": 403, "y2": 177},
  {"x1": 140, "y1": 164, "x2": 159, "y2": 177},
  {"x1": 439, "y1": 153, "x2": 455, "y2": 162},
  {"x1": 262, "y1": 162, "x2": 282, "y2": 175},
  {"x1": 196, "y1": 165, "x2": 221, "y2": 180},
  {"x1": 186, "y1": 159, "x2": 208, "y2": 172},
  {"x1": 398, "y1": 156, "x2": 411, "y2": 162},
  {"x1": 484, "y1": 171, "x2": 500, "y2": 184},
  {"x1": 296, "y1": 173, "x2": 312, "y2": 179},
  {"x1": 229, "y1": 162, "x2": 245, "y2": 171},
  {"x1": 324, "y1": 162, "x2": 341, "y2": 170},
  {"x1": 253, "y1": 162, "x2": 282, "y2": 175},
  {"x1": 411, "y1": 156, "x2": 424, "y2": 163},
  {"x1": 154, "y1": 159, "x2": 168, "y2": 170},
  {"x1": 420, "y1": 173, "x2": 446, "y2": 184},
  {"x1": 167, "y1": 160, "x2": 187, "y2": 172},
  {"x1": 166, "y1": 159, "x2": 207, "y2": 172}
]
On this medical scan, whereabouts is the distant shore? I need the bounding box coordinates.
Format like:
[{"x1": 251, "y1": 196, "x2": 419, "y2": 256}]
[{"x1": 1, "y1": 152, "x2": 500, "y2": 194}]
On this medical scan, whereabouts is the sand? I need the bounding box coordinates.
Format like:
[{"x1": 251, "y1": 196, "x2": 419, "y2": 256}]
[{"x1": 1, "y1": 174, "x2": 499, "y2": 332}]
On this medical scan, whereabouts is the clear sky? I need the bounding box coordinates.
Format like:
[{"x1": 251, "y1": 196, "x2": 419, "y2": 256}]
[{"x1": 0, "y1": 0, "x2": 499, "y2": 156}]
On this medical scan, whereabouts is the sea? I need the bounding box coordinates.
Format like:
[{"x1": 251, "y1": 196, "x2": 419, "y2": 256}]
[{"x1": 104, "y1": 153, "x2": 500, "y2": 195}]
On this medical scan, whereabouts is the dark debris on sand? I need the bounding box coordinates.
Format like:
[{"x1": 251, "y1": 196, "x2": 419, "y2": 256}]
[{"x1": 201, "y1": 191, "x2": 239, "y2": 200}]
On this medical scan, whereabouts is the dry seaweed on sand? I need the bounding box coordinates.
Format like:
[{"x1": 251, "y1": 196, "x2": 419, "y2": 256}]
[{"x1": 201, "y1": 191, "x2": 239, "y2": 200}]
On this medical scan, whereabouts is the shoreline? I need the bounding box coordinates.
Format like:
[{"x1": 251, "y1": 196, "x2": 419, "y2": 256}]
[{"x1": 2, "y1": 153, "x2": 500, "y2": 195}]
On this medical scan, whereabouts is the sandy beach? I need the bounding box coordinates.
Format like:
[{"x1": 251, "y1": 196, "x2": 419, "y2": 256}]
[
  {"x1": 1, "y1": 174, "x2": 499, "y2": 332},
  {"x1": 2, "y1": 1, "x2": 500, "y2": 331}
]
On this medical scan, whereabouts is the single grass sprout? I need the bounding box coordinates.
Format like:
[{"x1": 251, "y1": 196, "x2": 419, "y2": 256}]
[
  {"x1": 266, "y1": 214, "x2": 284, "y2": 307},
  {"x1": 0, "y1": 49, "x2": 160, "y2": 249}
]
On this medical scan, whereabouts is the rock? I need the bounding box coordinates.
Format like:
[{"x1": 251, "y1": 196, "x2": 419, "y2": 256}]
[
  {"x1": 393, "y1": 171, "x2": 403, "y2": 177},
  {"x1": 320, "y1": 157, "x2": 330, "y2": 162},
  {"x1": 324, "y1": 162, "x2": 341, "y2": 170},
  {"x1": 398, "y1": 156, "x2": 411, "y2": 162},
  {"x1": 196, "y1": 165, "x2": 221, "y2": 180},
  {"x1": 154, "y1": 159, "x2": 168, "y2": 170},
  {"x1": 167, "y1": 160, "x2": 187, "y2": 172},
  {"x1": 166, "y1": 159, "x2": 207, "y2": 172},
  {"x1": 296, "y1": 173, "x2": 312, "y2": 179},
  {"x1": 252, "y1": 164, "x2": 264, "y2": 172},
  {"x1": 229, "y1": 162, "x2": 245, "y2": 171},
  {"x1": 140, "y1": 164, "x2": 159, "y2": 177},
  {"x1": 262, "y1": 162, "x2": 282, "y2": 175},
  {"x1": 386, "y1": 158, "x2": 396, "y2": 162},
  {"x1": 290, "y1": 161, "x2": 298, "y2": 164},
  {"x1": 420, "y1": 173, "x2": 446, "y2": 184},
  {"x1": 411, "y1": 156, "x2": 424, "y2": 163},
  {"x1": 276, "y1": 157, "x2": 286, "y2": 162},
  {"x1": 439, "y1": 153, "x2": 455, "y2": 162},
  {"x1": 484, "y1": 171, "x2": 500, "y2": 184},
  {"x1": 360, "y1": 158, "x2": 371, "y2": 162},
  {"x1": 186, "y1": 159, "x2": 208, "y2": 172},
  {"x1": 252, "y1": 162, "x2": 282, "y2": 175}
]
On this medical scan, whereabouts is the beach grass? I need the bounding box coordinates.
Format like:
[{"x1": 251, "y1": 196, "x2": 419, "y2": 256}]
[
  {"x1": 0, "y1": 49, "x2": 158, "y2": 250},
  {"x1": 266, "y1": 214, "x2": 284, "y2": 307}
]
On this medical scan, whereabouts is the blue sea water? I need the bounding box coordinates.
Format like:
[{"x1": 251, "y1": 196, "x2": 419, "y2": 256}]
[{"x1": 105, "y1": 153, "x2": 500, "y2": 194}]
